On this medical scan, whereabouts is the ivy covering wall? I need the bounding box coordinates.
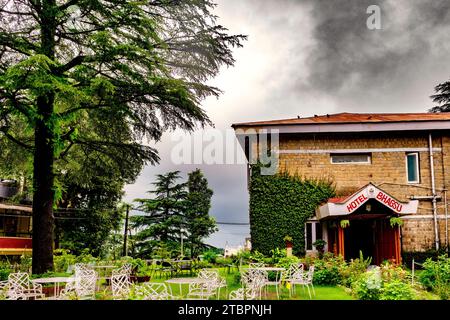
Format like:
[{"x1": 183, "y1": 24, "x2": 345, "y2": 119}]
[{"x1": 249, "y1": 165, "x2": 335, "y2": 255}]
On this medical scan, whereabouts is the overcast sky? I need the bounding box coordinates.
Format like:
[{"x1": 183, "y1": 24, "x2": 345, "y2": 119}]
[{"x1": 124, "y1": 0, "x2": 450, "y2": 249}]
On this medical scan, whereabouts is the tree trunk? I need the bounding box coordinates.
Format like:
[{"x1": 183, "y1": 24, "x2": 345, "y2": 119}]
[
  {"x1": 32, "y1": 95, "x2": 56, "y2": 274},
  {"x1": 31, "y1": 0, "x2": 57, "y2": 275}
]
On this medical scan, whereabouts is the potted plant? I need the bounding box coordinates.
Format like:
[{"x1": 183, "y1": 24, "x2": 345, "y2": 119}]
[
  {"x1": 313, "y1": 239, "x2": 327, "y2": 257},
  {"x1": 283, "y1": 235, "x2": 293, "y2": 247},
  {"x1": 340, "y1": 219, "x2": 350, "y2": 228},
  {"x1": 283, "y1": 235, "x2": 293, "y2": 257}
]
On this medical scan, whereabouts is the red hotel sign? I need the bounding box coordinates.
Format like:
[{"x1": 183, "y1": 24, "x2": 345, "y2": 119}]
[
  {"x1": 346, "y1": 191, "x2": 403, "y2": 213},
  {"x1": 316, "y1": 183, "x2": 419, "y2": 220},
  {"x1": 346, "y1": 194, "x2": 369, "y2": 212},
  {"x1": 376, "y1": 191, "x2": 403, "y2": 212}
]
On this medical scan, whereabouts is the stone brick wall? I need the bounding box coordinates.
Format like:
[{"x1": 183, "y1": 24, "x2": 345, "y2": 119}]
[{"x1": 252, "y1": 131, "x2": 450, "y2": 252}]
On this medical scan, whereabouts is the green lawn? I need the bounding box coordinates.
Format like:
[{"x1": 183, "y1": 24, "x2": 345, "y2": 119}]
[{"x1": 146, "y1": 268, "x2": 354, "y2": 300}]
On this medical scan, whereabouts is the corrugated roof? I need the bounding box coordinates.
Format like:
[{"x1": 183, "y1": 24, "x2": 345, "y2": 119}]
[{"x1": 232, "y1": 112, "x2": 450, "y2": 127}]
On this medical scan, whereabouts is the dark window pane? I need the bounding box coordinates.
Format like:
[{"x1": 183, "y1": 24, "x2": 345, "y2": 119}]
[
  {"x1": 331, "y1": 153, "x2": 370, "y2": 164},
  {"x1": 407, "y1": 154, "x2": 418, "y2": 182},
  {"x1": 315, "y1": 223, "x2": 322, "y2": 240},
  {"x1": 244, "y1": 137, "x2": 250, "y2": 160},
  {"x1": 306, "y1": 223, "x2": 312, "y2": 250}
]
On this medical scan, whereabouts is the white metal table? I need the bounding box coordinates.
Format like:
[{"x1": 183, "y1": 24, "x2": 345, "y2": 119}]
[{"x1": 31, "y1": 277, "x2": 72, "y2": 298}]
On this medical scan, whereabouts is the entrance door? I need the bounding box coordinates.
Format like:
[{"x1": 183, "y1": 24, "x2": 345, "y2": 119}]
[
  {"x1": 342, "y1": 218, "x2": 400, "y2": 264},
  {"x1": 343, "y1": 220, "x2": 375, "y2": 261}
]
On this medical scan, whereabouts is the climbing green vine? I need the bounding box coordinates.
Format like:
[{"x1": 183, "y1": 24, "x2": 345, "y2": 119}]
[{"x1": 249, "y1": 165, "x2": 335, "y2": 255}]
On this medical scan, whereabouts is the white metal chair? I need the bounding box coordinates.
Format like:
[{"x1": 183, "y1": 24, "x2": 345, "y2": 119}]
[
  {"x1": 241, "y1": 269, "x2": 266, "y2": 299},
  {"x1": 198, "y1": 269, "x2": 227, "y2": 299},
  {"x1": 59, "y1": 269, "x2": 98, "y2": 300},
  {"x1": 7, "y1": 273, "x2": 45, "y2": 300},
  {"x1": 229, "y1": 287, "x2": 257, "y2": 300},
  {"x1": 119, "y1": 263, "x2": 133, "y2": 276},
  {"x1": 186, "y1": 280, "x2": 217, "y2": 300},
  {"x1": 262, "y1": 272, "x2": 283, "y2": 299},
  {"x1": 135, "y1": 282, "x2": 177, "y2": 300},
  {"x1": 111, "y1": 270, "x2": 132, "y2": 300},
  {"x1": 288, "y1": 265, "x2": 315, "y2": 298}
]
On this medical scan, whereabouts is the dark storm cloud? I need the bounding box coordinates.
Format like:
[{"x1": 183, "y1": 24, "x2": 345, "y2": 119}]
[
  {"x1": 303, "y1": 0, "x2": 450, "y2": 95},
  {"x1": 125, "y1": 0, "x2": 450, "y2": 248}
]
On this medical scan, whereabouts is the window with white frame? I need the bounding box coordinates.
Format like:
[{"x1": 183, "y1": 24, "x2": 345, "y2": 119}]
[
  {"x1": 305, "y1": 221, "x2": 323, "y2": 251},
  {"x1": 406, "y1": 152, "x2": 420, "y2": 183},
  {"x1": 330, "y1": 153, "x2": 371, "y2": 164}
]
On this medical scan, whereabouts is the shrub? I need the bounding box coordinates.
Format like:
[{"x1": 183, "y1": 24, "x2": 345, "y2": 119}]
[
  {"x1": 249, "y1": 250, "x2": 266, "y2": 263},
  {"x1": 351, "y1": 269, "x2": 382, "y2": 300},
  {"x1": 0, "y1": 262, "x2": 11, "y2": 281},
  {"x1": 54, "y1": 249, "x2": 77, "y2": 273},
  {"x1": 19, "y1": 254, "x2": 32, "y2": 273},
  {"x1": 235, "y1": 250, "x2": 252, "y2": 265},
  {"x1": 314, "y1": 267, "x2": 341, "y2": 285},
  {"x1": 76, "y1": 248, "x2": 98, "y2": 264},
  {"x1": 402, "y1": 247, "x2": 448, "y2": 267},
  {"x1": 269, "y1": 248, "x2": 287, "y2": 264},
  {"x1": 276, "y1": 256, "x2": 300, "y2": 269},
  {"x1": 419, "y1": 255, "x2": 450, "y2": 299},
  {"x1": 340, "y1": 252, "x2": 371, "y2": 287},
  {"x1": 202, "y1": 250, "x2": 218, "y2": 264},
  {"x1": 380, "y1": 280, "x2": 414, "y2": 300},
  {"x1": 311, "y1": 254, "x2": 345, "y2": 286},
  {"x1": 380, "y1": 261, "x2": 410, "y2": 283},
  {"x1": 215, "y1": 257, "x2": 233, "y2": 266}
]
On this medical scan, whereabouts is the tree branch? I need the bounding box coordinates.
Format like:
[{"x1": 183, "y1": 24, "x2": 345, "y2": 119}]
[{"x1": 0, "y1": 127, "x2": 33, "y2": 150}]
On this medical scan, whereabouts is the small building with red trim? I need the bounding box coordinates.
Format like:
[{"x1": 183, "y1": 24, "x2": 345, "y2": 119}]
[
  {"x1": 0, "y1": 202, "x2": 33, "y2": 256},
  {"x1": 233, "y1": 112, "x2": 450, "y2": 264}
]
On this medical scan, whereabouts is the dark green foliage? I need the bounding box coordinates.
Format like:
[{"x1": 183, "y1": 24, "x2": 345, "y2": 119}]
[
  {"x1": 249, "y1": 165, "x2": 335, "y2": 255},
  {"x1": 0, "y1": 261, "x2": 11, "y2": 281},
  {"x1": 0, "y1": 0, "x2": 245, "y2": 272},
  {"x1": 132, "y1": 170, "x2": 217, "y2": 258},
  {"x1": 202, "y1": 250, "x2": 218, "y2": 263},
  {"x1": 402, "y1": 247, "x2": 449, "y2": 267},
  {"x1": 380, "y1": 280, "x2": 414, "y2": 300},
  {"x1": 351, "y1": 270, "x2": 382, "y2": 300},
  {"x1": 313, "y1": 264, "x2": 342, "y2": 286},
  {"x1": 429, "y1": 79, "x2": 450, "y2": 112},
  {"x1": 132, "y1": 171, "x2": 187, "y2": 256},
  {"x1": 419, "y1": 255, "x2": 450, "y2": 299},
  {"x1": 185, "y1": 169, "x2": 217, "y2": 257}
]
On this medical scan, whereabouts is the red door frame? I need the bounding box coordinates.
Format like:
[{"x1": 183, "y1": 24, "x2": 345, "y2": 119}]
[{"x1": 335, "y1": 220, "x2": 401, "y2": 265}]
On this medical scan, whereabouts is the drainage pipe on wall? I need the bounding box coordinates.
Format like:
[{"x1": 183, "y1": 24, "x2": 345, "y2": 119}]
[
  {"x1": 445, "y1": 190, "x2": 448, "y2": 249},
  {"x1": 429, "y1": 133, "x2": 440, "y2": 250}
]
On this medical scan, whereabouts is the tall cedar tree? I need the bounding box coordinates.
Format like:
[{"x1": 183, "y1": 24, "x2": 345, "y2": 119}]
[
  {"x1": 0, "y1": 1, "x2": 245, "y2": 273},
  {"x1": 429, "y1": 79, "x2": 450, "y2": 112},
  {"x1": 132, "y1": 171, "x2": 188, "y2": 256},
  {"x1": 185, "y1": 168, "x2": 216, "y2": 257}
]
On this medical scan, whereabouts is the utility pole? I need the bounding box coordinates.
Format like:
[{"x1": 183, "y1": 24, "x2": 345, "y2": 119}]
[{"x1": 122, "y1": 205, "x2": 130, "y2": 257}]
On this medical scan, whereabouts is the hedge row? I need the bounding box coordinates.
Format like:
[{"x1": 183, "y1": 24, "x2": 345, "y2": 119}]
[{"x1": 249, "y1": 165, "x2": 335, "y2": 255}]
